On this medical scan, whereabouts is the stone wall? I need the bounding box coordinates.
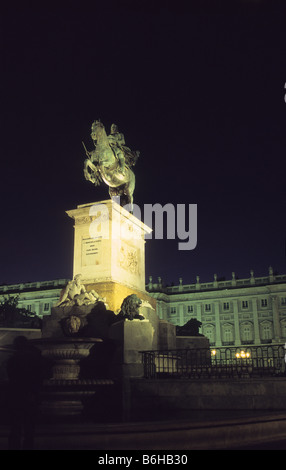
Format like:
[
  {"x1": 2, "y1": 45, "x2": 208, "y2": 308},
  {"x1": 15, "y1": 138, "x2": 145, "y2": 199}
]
[
  {"x1": 126, "y1": 377, "x2": 286, "y2": 420},
  {"x1": 176, "y1": 335, "x2": 210, "y2": 349}
]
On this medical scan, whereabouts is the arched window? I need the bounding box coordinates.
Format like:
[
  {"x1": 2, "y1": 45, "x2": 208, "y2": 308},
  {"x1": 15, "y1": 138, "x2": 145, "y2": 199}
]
[
  {"x1": 240, "y1": 322, "x2": 253, "y2": 343},
  {"x1": 222, "y1": 323, "x2": 234, "y2": 345},
  {"x1": 203, "y1": 324, "x2": 215, "y2": 344},
  {"x1": 280, "y1": 320, "x2": 286, "y2": 339},
  {"x1": 260, "y1": 321, "x2": 273, "y2": 342}
]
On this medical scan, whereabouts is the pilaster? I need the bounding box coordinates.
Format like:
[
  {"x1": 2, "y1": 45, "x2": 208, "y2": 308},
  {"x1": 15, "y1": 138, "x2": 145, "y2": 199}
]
[
  {"x1": 214, "y1": 302, "x2": 222, "y2": 347},
  {"x1": 271, "y1": 295, "x2": 281, "y2": 342},
  {"x1": 252, "y1": 297, "x2": 261, "y2": 345},
  {"x1": 233, "y1": 299, "x2": 241, "y2": 346}
]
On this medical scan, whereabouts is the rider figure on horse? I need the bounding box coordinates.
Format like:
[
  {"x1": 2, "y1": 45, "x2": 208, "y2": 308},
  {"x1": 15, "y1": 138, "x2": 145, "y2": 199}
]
[
  {"x1": 84, "y1": 120, "x2": 139, "y2": 207},
  {"x1": 107, "y1": 123, "x2": 126, "y2": 171}
]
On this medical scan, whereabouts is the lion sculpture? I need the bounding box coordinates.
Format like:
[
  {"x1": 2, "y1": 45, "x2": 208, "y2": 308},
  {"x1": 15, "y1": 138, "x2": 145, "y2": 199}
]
[
  {"x1": 61, "y1": 314, "x2": 82, "y2": 336},
  {"x1": 117, "y1": 294, "x2": 145, "y2": 321}
]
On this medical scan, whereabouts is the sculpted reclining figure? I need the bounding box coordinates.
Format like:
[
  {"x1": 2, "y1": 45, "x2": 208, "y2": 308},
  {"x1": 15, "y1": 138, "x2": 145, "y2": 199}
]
[{"x1": 55, "y1": 274, "x2": 105, "y2": 307}]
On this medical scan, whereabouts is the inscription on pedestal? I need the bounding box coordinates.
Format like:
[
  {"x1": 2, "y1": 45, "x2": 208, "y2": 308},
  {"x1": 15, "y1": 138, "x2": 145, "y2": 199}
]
[{"x1": 82, "y1": 238, "x2": 102, "y2": 266}]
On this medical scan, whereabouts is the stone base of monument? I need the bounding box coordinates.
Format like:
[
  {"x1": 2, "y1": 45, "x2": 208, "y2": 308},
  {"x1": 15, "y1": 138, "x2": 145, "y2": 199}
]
[
  {"x1": 86, "y1": 281, "x2": 156, "y2": 315},
  {"x1": 41, "y1": 305, "x2": 98, "y2": 338},
  {"x1": 61, "y1": 199, "x2": 178, "y2": 381},
  {"x1": 158, "y1": 320, "x2": 177, "y2": 350},
  {"x1": 176, "y1": 335, "x2": 210, "y2": 350},
  {"x1": 108, "y1": 319, "x2": 155, "y2": 379},
  {"x1": 134, "y1": 306, "x2": 177, "y2": 351}
]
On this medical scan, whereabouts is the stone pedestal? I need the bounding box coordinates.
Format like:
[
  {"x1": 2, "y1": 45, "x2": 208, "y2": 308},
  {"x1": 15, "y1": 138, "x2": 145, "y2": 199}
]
[
  {"x1": 53, "y1": 199, "x2": 179, "y2": 385},
  {"x1": 87, "y1": 280, "x2": 156, "y2": 314},
  {"x1": 109, "y1": 319, "x2": 154, "y2": 378},
  {"x1": 66, "y1": 199, "x2": 152, "y2": 312},
  {"x1": 140, "y1": 306, "x2": 177, "y2": 350},
  {"x1": 159, "y1": 320, "x2": 177, "y2": 350},
  {"x1": 41, "y1": 305, "x2": 96, "y2": 338},
  {"x1": 176, "y1": 335, "x2": 210, "y2": 350}
]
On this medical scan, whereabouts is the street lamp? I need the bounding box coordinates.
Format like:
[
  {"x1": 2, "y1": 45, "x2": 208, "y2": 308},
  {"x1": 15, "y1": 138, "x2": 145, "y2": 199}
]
[{"x1": 235, "y1": 350, "x2": 251, "y2": 359}]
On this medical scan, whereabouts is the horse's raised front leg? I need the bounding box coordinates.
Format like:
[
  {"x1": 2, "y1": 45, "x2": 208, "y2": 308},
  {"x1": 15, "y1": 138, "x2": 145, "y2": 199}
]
[{"x1": 84, "y1": 159, "x2": 99, "y2": 185}]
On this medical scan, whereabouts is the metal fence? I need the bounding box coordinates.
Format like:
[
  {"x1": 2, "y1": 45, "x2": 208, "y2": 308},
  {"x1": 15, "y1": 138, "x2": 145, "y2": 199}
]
[{"x1": 141, "y1": 345, "x2": 286, "y2": 379}]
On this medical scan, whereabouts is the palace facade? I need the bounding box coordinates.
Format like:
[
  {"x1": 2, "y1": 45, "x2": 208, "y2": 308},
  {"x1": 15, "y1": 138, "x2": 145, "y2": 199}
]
[
  {"x1": 0, "y1": 279, "x2": 69, "y2": 318},
  {"x1": 1, "y1": 266, "x2": 286, "y2": 348},
  {"x1": 147, "y1": 267, "x2": 286, "y2": 348}
]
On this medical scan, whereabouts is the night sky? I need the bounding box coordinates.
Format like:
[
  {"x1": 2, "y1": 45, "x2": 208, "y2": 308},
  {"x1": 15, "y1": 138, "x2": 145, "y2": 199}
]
[{"x1": 1, "y1": 2, "x2": 286, "y2": 287}]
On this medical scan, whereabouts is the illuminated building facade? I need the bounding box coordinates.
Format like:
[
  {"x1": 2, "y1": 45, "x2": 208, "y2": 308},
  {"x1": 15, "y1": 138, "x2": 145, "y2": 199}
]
[
  {"x1": 147, "y1": 267, "x2": 286, "y2": 347},
  {"x1": 0, "y1": 279, "x2": 68, "y2": 318},
  {"x1": 1, "y1": 267, "x2": 286, "y2": 348}
]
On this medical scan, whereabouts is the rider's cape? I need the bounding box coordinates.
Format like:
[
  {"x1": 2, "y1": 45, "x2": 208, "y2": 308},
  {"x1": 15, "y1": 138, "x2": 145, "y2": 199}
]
[{"x1": 111, "y1": 143, "x2": 140, "y2": 168}]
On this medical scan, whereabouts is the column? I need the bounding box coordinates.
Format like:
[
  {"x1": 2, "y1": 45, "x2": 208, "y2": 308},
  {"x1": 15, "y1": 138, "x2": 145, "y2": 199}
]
[
  {"x1": 156, "y1": 301, "x2": 162, "y2": 320},
  {"x1": 158, "y1": 301, "x2": 168, "y2": 321},
  {"x1": 271, "y1": 295, "x2": 281, "y2": 342},
  {"x1": 214, "y1": 302, "x2": 222, "y2": 347},
  {"x1": 196, "y1": 303, "x2": 202, "y2": 322},
  {"x1": 179, "y1": 304, "x2": 184, "y2": 326},
  {"x1": 252, "y1": 297, "x2": 261, "y2": 345}
]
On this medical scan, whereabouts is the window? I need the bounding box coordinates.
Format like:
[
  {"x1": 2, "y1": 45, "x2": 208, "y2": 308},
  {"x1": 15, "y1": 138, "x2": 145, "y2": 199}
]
[
  {"x1": 241, "y1": 323, "x2": 253, "y2": 343},
  {"x1": 244, "y1": 326, "x2": 251, "y2": 340},
  {"x1": 43, "y1": 303, "x2": 50, "y2": 312},
  {"x1": 187, "y1": 305, "x2": 193, "y2": 313},
  {"x1": 281, "y1": 322, "x2": 286, "y2": 338},
  {"x1": 203, "y1": 325, "x2": 215, "y2": 344},
  {"x1": 224, "y1": 328, "x2": 233, "y2": 342},
  {"x1": 223, "y1": 302, "x2": 230, "y2": 310},
  {"x1": 242, "y1": 300, "x2": 248, "y2": 309},
  {"x1": 205, "y1": 304, "x2": 211, "y2": 311},
  {"x1": 261, "y1": 299, "x2": 268, "y2": 307},
  {"x1": 281, "y1": 297, "x2": 286, "y2": 306},
  {"x1": 222, "y1": 324, "x2": 234, "y2": 344},
  {"x1": 170, "y1": 307, "x2": 177, "y2": 314},
  {"x1": 26, "y1": 304, "x2": 32, "y2": 311},
  {"x1": 261, "y1": 322, "x2": 272, "y2": 341}
]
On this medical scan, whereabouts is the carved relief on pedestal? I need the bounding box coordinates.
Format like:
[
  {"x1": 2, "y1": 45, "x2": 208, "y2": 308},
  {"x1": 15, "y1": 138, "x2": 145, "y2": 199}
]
[
  {"x1": 118, "y1": 243, "x2": 139, "y2": 274},
  {"x1": 75, "y1": 215, "x2": 96, "y2": 225}
]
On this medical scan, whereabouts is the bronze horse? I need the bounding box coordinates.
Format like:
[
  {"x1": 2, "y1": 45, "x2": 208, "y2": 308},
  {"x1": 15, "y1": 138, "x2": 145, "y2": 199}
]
[{"x1": 84, "y1": 120, "x2": 138, "y2": 207}]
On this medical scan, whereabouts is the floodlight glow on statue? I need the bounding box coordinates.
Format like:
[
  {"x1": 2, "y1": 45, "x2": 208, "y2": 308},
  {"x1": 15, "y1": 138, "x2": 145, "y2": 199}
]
[{"x1": 83, "y1": 120, "x2": 139, "y2": 208}]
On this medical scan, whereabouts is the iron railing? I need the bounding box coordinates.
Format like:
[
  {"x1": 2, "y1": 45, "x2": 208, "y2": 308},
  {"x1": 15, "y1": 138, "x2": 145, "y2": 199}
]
[{"x1": 141, "y1": 345, "x2": 286, "y2": 379}]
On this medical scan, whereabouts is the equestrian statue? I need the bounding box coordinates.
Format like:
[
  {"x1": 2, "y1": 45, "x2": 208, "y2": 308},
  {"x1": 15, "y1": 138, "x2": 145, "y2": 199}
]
[{"x1": 83, "y1": 120, "x2": 139, "y2": 207}]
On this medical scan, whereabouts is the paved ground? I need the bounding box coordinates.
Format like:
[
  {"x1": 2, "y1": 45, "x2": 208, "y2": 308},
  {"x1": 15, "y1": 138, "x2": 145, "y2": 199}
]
[{"x1": 1, "y1": 410, "x2": 286, "y2": 450}]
